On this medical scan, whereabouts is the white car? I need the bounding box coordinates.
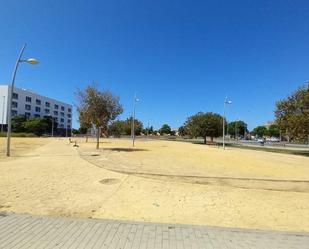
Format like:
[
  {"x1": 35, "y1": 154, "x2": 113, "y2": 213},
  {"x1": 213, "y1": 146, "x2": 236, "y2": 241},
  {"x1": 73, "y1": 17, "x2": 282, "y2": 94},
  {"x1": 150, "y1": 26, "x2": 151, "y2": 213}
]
[{"x1": 269, "y1": 137, "x2": 280, "y2": 142}]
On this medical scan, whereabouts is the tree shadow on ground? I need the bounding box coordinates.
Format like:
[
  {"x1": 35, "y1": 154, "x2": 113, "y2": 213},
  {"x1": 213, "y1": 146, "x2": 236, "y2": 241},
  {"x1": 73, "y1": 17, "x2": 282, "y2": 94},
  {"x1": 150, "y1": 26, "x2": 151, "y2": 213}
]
[{"x1": 103, "y1": 148, "x2": 148, "y2": 152}]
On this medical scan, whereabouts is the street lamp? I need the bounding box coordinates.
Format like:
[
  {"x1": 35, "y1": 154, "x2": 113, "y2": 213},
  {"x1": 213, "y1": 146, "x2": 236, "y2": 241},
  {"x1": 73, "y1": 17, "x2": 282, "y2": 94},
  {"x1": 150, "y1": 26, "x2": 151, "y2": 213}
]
[
  {"x1": 131, "y1": 93, "x2": 139, "y2": 147},
  {"x1": 222, "y1": 96, "x2": 232, "y2": 150},
  {"x1": 6, "y1": 43, "x2": 39, "y2": 156}
]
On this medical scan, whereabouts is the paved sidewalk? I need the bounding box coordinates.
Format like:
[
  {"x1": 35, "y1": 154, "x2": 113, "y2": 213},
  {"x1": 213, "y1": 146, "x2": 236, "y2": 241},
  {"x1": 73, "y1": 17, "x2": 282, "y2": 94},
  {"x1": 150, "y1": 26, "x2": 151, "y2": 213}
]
[{"x1": 0, "y1": 213, "x2": 308, "y2": 248}]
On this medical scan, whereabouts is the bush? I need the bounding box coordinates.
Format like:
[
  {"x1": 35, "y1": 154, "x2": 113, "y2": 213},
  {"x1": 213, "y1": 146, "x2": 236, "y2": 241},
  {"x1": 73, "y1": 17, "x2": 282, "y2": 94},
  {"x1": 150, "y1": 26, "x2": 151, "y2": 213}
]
[{"x1": 24, "y1": 118, "x2": 49, "y2": 136}]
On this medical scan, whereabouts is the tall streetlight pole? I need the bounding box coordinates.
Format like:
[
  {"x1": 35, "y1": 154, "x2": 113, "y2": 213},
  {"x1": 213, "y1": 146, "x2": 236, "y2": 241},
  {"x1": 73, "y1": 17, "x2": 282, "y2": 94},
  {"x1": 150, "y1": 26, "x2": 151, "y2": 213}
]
[
  {"x1": 1, "y1": 96, "x2": 5, "y2": 133},
  {"x1": 222, "y1": 96, "x2": 232, "y2": 150},
  {"x1": 6, "y1": 43, "x2": 39, "y2": 156},
  {"x1": 131, "y1": 93, "x2": 139, "y2": 147}
]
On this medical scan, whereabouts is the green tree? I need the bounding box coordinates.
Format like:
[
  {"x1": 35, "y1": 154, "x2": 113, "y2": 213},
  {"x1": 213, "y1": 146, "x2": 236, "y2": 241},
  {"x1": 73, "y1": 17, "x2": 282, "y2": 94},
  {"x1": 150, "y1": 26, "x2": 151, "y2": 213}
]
[
  {"x1": 108, "y1": 120, "x2": 126, "y2": 137},
  {"x1": 11, "y1": 115, "x2": 27, "y2": 132},
  {"x1": 76, "y1": 85, "x2": 123, "y2": 149},
  {"x1": 267, "y1": 124, "x2": 280, "y2": 137},
  {"x1": 78, "y1": 125, "x2": 89, "y2": 134},
  {"x1": 184, "y1": 112, "x2": 223, "y2": 143},
  {"x1": 178, "y1": 126, "x2": 187, "y2": 137},
  {"x1": 275, "y1": 85, "x2": 309, "y2": 140},
  {"x1": 142, "y1": 126, "x2": 154, "y2": 135},
  {"x1": 72, "y1": 128, "x2": 79, "y2": 135},
  {"x1": 159, "y1": 124, "x2": 172, "y2": 135},
  {"x1": 42, "y1": 116, "x2": 58, "y2": 135},
  {"x1": 252, "y1": 126, "x2": 268, "y2": 138},
  {"x1": 126, "y1": 118, "x2": 143, "y2": 136},
  {"x1": 108, "y1": 118, "x2": 143, "y2": 136},
  {"x1": 24, "y1": 118, "x2": 49, "y2": 136},
  {"x1": 227, "y1": 120, "x2": 247, "y2": 138}
]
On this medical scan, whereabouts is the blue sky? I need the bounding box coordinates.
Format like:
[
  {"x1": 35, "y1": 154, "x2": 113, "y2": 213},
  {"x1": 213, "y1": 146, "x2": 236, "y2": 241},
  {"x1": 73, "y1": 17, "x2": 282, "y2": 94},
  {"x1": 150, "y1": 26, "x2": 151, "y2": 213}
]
[{"x1": 0, "y1": 0, "x2": 308, "y2": 130}]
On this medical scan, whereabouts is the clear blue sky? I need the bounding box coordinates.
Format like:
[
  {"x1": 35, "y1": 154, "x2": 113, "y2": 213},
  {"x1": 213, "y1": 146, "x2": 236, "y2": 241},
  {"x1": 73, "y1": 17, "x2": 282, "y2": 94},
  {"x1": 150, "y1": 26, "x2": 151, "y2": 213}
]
[{"x1": 1, "y1": 0, "x2": 308, "y2": 130}]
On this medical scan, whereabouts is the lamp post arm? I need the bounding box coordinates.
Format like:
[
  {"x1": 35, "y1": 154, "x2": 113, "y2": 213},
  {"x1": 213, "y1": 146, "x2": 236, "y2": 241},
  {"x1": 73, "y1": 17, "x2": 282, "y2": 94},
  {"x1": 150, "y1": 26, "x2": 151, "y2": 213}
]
[{"x1": 6, "y1": 43, "x2": 27, "y2": 157}]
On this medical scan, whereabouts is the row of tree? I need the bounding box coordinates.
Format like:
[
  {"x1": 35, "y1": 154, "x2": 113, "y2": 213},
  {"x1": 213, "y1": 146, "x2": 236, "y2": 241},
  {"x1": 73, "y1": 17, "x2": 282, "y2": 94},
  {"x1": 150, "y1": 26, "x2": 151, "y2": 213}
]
[
  {"x1": 251, "y1": 124, "x2": 280, "y2": 138},
  {"x1": 275, "y1": 85, "x2": 309, "y2": 141},
  {"x1": 10, "y1": 115, "x2": 57, "y2": 136},
  {"x1": 75, "y1": 84, "x2": 309, "y2": 148},
  {"x1": 79, "y1": 118, "x2": 175, "y2": 137}
]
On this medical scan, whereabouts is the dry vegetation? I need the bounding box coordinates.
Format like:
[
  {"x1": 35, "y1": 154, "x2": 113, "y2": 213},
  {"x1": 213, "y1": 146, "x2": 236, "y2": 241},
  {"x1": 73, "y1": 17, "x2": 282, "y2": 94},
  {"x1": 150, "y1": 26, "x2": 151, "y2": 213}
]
[
  {"x1": 0, "y1": 137, "x2": 309, "y2": 232},
  {"x1": 0, "y1": 137, "x2": 48, "y2": 161}
]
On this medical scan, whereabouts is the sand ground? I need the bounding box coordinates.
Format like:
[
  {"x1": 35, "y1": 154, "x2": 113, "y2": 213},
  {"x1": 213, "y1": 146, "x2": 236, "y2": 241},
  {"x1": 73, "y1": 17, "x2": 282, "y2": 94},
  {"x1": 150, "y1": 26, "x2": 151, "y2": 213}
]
[{"x1": 0, "y1": 137, "x2": 309, "y2": 232}]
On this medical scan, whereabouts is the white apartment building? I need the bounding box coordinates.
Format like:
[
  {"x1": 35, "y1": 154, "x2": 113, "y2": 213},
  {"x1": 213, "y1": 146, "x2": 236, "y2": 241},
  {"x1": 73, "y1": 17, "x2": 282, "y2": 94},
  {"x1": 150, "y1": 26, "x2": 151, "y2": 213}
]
[{"x1": 0, "y1": 85, "x2": 72, "y2": 131}]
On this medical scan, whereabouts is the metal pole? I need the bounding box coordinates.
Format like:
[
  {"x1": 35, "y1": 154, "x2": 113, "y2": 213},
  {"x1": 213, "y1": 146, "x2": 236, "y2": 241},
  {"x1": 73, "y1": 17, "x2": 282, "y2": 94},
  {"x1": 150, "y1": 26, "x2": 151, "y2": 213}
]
[
  {"x1": 223, "y1": 97, "x2": 226, "y2": 150},
  {"x1": 1, "y1": 96, "x2": 5, "y2": 133},
  {"x1": 132, "y1": 93, "x2": 136, "y2": 147},
  {"x1": 7, "y1": 43, "x2": 27, "y2": 157}
]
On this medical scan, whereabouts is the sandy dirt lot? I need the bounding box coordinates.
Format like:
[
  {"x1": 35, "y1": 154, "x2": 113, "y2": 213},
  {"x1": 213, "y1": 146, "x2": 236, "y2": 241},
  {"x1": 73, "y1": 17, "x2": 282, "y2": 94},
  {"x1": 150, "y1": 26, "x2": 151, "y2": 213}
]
[
  {"x1": 0, "y1": 137, "x2": 48, "y2": 161},
  {"x1": 0, "y1": 137, "x2": 309, "y2": 232}
]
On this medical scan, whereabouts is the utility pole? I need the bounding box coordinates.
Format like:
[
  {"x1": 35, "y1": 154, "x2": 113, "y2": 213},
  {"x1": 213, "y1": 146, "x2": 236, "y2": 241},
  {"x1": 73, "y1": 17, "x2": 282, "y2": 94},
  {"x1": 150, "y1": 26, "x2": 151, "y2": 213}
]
[
  {"x1": 131, "y1": 93, "x2": 139, "y2": 147},
  {"x1": 6, "y1": 43, "x2": 39, "y2": 156},
  {"x1": 222, "y1": 96, "x2": 232, "y2": 150}
]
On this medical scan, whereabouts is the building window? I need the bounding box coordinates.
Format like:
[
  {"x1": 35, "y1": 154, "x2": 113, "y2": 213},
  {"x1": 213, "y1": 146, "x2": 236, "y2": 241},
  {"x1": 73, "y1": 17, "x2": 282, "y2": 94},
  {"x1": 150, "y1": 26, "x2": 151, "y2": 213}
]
[
  {"x1": 12, "y1": 110, "x2": 17, "y2": 116},
  {"x1": 55, "y1": 117, "x2": 58, "y2": 122},
  {"x1": 60, "y1": 112, "x2": 64, "y2": 117},
  {"x1": 67, "y1": 113, "x2": 71, "y2": 118},
  {"x1": 34, "y1": 114, "x2": 40, "y2": 118},
  {"x1": 12, "y1": 93, "x2": 18, "y2": 100},
  {"x1": 12, "y1": 101, "x2": 18, "y2": 108},
  {"x1": 25, "y1": 104, "x2": 31, "y2": 110},
  {"x1": 26, "y1": 96, "x2": 32, "y2": 102},
  {"x1": 35, "y1": 106, "x2": 41, "y2": 112},
  {"x1": 60, "y1": 124, "x2": 64, "y2": 128},
  {"x1": 36, "y1": 99, "x2": 41, "y2": 105},
  {"x1": 45, "y1": 109, "x2": 50, "y2": 114},
  {"x1": 67, "y1": 125, "x2": 71, "y2": 129},
  {"x1": 25, "y1": 112, "x2": 31, "y2": 118},
  {"x1": 45, "y1": 102, "x2": 50, "y2": 107},
  {"x1": 67, "y1": 119, "x2": 71, "y2": 124},
  {"x1": 68, "y1": 108, "x2": 71, "y2": 113},
  {"x1": 54, "y1": 110, "x2": 58, "y2": 115},
  {"x1": 54, "y1": 104, "x2": 59, "y2": 109},
  {"x1": 60, "y1": 118, "x2": 64, "y2": 123},
  {"x1": 61, "y1": 106, "x2": 65, "y2": 111}
]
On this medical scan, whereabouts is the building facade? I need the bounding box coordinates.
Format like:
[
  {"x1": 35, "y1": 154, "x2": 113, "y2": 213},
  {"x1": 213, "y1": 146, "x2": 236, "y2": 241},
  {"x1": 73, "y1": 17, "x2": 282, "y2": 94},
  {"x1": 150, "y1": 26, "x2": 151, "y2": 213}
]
[{"x1": 0, "y1": 85, "x2": 72, "y2": 134}]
